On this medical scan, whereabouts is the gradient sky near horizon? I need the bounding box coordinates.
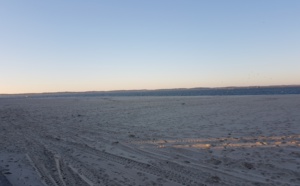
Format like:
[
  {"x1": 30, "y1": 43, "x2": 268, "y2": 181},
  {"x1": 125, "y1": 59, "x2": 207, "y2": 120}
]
[{"x1": 1, "y1": 0, "x2": 300, "y2": 94}]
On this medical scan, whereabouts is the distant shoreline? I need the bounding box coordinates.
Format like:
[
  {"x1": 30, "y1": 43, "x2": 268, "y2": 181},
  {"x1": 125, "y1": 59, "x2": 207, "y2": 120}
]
[{"x1": 1, "y1": 85, "x2": 300, "y2": 98}]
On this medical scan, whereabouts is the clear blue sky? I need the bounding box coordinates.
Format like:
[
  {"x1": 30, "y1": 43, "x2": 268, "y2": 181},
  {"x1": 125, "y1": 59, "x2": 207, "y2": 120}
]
[{"x1": 1, "y1": 0, "x2": 299, "y2": 93}]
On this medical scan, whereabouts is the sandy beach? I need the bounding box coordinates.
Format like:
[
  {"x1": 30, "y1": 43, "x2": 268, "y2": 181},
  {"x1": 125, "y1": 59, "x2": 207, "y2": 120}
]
[{"x1": 1, "y1": 95, "x2": 300, "y2": 186}]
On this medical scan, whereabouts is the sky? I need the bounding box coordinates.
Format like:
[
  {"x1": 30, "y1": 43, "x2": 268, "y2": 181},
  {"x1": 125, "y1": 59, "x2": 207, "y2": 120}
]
[{"x1": 1, "y1": 0, "x2": 300, "y2": 94}]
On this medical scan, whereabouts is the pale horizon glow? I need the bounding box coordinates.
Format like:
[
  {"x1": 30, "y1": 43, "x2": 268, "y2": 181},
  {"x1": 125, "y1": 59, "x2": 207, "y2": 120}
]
[{"x1": 1, "y1": 1, "x2": 300, "y2": 94}]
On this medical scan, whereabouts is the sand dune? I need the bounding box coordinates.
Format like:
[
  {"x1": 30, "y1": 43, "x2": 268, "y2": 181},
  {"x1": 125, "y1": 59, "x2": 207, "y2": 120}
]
[{"x1": 1, "y1": 95, "x2": 300, "y2": 186}]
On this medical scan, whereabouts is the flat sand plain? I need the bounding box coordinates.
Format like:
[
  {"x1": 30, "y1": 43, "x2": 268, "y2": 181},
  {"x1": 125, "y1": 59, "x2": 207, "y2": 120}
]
[{"x1": 1, "y1": 95, "x2": 300, "y2": 186}]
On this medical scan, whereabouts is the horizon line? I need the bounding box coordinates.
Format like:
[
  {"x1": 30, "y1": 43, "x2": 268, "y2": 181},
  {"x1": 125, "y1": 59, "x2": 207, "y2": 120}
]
[{"x1": 1, "y1": 84, "x2": 300, "y2": 95}]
